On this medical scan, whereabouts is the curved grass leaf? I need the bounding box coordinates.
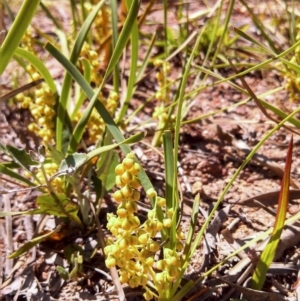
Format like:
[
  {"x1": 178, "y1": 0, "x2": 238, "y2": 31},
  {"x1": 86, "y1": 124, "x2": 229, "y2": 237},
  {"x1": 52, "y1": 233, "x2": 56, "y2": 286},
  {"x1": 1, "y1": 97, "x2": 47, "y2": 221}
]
[
  {"x1": 252, "y1": 136, "x2": 293, "y2": 290},
  {"x1": 71, "y1": 58, "x2": 92, "y2": 120},
  {"x1": 116, "y1": 0, "x2": 139, "y2": 123},
  {"x1": 0, "y1": 163, "x2": 35, "y2": 186},
  {"x1": 0, "y1": 0, "x2": 40, "y2": 74},
  {"x1": 39, "y1": 2, "x2": 63, "y2": 30},
  {"x1": 8, "y1": 225, "x2": 63, "y2": 259},
  {"x1": 13, "y1": 48, "x2": 57, "y2": 93}
]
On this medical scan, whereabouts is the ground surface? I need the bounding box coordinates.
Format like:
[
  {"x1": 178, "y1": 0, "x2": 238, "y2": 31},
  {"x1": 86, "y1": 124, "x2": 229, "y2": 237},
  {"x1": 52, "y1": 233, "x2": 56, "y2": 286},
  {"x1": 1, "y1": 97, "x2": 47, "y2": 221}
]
[{"x1": 1, "y1": 1, "x2": 300, "y2": 301}]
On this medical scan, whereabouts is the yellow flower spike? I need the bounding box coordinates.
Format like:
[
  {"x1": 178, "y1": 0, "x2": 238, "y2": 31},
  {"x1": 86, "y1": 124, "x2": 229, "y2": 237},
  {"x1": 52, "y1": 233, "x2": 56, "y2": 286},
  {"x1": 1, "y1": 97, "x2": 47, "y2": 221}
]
[
  {"x1": 144, "y1": 219, "x2": 157, "y2": 233},
  {"x1": 129, "y1": 190, "x2": 140, "y2": 202},
  {"x1": 167, "y1": 208, "x2": 174, "y2": 218},
  {"x1": 113, "y1": 190, "x2": 124, "y2": 203},
  {"x1": 155, "y1": 72, "x2": 164, "y2": 82},
  {"x1": 109, "y1": 91, "x2": 119, "y2": 101},
  {"x1": 129, "y1": 215, "x2": 140, "y2": 228},
  {"x1": 157, "y1": 197, "x2": 166, "y2": 207},
  {"x1": 121, "y1": 184, "x2": 133, "y2": 198},
  {"x1": 44, "y1": 106, "x2": 55, "y2": 117},
  {"x1": 104, "y1": 245, "x2": 112, "y2": 256},
  {"x1": 21, "y1": 100, "x2": 30, "y2": 109},
  {"x1": 155, "y1": 272, "x2": 165, "y2": 283},
  {"x1": 156, "y1": 220, "x2": 163, "y2": 231},
  {"x1": 130, "y1": 176, "x2": 141, "y2": 189},
  {"x1": 115, "y1": 163, "x2": 126, "y2": 175},
  {"x1": 167, "y1": 267, "x2": 179, "y2": 282},
  {"x1": 116, "y1": 257, "x2": 127, "y2": 268},
  {"x1": 15, "y1": 93, "x2": 24, "y2": 102},
  {"x1": 129, "y1": 162, "x2": 141, "y2": 176},
  {"x1": 176, "y1": 230, "x2": 185, "y2": 240},
  {"x1": 121, "y1": 218, "x2": 133, "y2": 231},
  {"x1": 119, "y1": 273, "x2": 129, "y2": 284},
  {"x1": 176, "y1": 241, "x2": 184, "y2": 251},
  {"x1": 111, "y1": 244, "x2": 121, "y2": 255},
  {"x1": 143, "y1": 289, "x2": 154, "y2": 301},
  {"x1": 156, "y1": 259, "x2": 165, "y2": 270},
  {"x1": 145, "y1": 257, "x2": 154, "y2": 267},
  {"x1": 44, "y1": 96, "x2": 55, "y2": 106},
  {"x1": 121, "y1": 170, "x2": 133, "y2": 184},
  {"x1": 122, "y1": 157, "x2": 135, "y2": 170},
  {"x1": 89, "y1": 50, "x2": 98, "y2": 60},
  {"x1": 155, "y1": 91, "x2": 163, "y2": 101},
  {"x1": 117, "y1": 208, "x2": 127, "y2": 218},
  {"x1": 128, "y1": 235, "x2": 138, "y2": 246},
  {"x1": 125, "y1": 200, "x2": 137, "y2": 214},
  {"x1": 164, "y1": 248, "x2": 174, "y2": 257},
  {"x1": 147, "y1": 209, "x2": 155, "y2": 219},
  {"x1": 119, "y1": 237, "x2": 128, "y2": 249},
  {"x1": 128, "y1": 275, "x2": 140, "y2": 288},
  {"x1": 146, "y1": 188, "x2": 156, "y2": 198},
  {"x1": 148, "y1": 240, "x2": 160, "y2": 253},
  {"x1": 140, "y1": 274, "x2": 148, "y2": 287},
  {"x1": 153, "y1": 59, "x2": 163, "y2": 67},
  {"x1": 166, "y1": 256, "x2": 178, "y2": 267},
  {"x1": 138, "y1": 233, "x2": 149, "y2": 244},
  {"x1": 32, "y1": 72, "x2": 41, "y2": 81},
  {"x1": 105, "y1": 257, "x2": 116, "y2": 268},
  {"x1": 124, "y1": 249, "x2": 135, "y2": 260}
]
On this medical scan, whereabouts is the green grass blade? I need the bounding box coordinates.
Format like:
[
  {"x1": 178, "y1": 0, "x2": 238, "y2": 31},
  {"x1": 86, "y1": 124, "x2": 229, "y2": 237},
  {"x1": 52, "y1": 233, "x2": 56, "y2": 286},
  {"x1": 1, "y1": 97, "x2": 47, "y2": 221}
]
[
  {"x1": 162, "y1": 131, "x2": 177, "y2": 249},
  {"x1": 169, "y1": 31, "x2": 204, "y2": 297},
  {"x1": 2, "y1": 0, "x2": 14, "y2": 22},
  {"x1": 39, "y1": 2, "x2": 63, "y2": 30},
  {"x1": 13, "y1": 48, "x2": 57, "y2": 93},
  {"x1": 163, "y1": 131, "x2": 175, "y2": 210},
  {"x1": 45, "y1": 45, "x2": 154, "y2": 193},
  {"x1": 172, "y1": 30, "x2": 203, "y2": 211},
  {"x1": 55, "y1": 0, "x2": 106, "y2": 153},
  {"x1": 0, "y1": 0, "x2": 40, "y2": 74},
  {"x1": 110, "y1": 0, "x2": 120, "y2": 91},
  {"x1": 71, "y1": 58, "x2": 92, "y2": 120},
  {"x1": 104, "y1": 0, "x2": 141, "y2": 78},
  {"x1": 53, "y1": 0, "x2": 140, "y2": 153},
  {"x1": 186, "y1": 39, "x2": 300, "y2": 99},
  {"x1": 116, "y1": 0, "x2": 139, "y2": 123},
  {"x1": 182, "y1": 194, "x2": 200, "y2": 261},
  {"x1": 239, "y1": 0, "x2": 279, "y2": 53},
  {"x1": 172, "y1": 98, "x2": 300, "y2": 298},
  {"x1": 252, "y1": 137, "x2": 293, "y2": 290},
  {"x1": 0, "y1": 164, "x2": 35, "y2": 187},
  {"x1": 136, "y1": 32, "x2": 157, "y2": 81},
  {"x1": 234, "y1": 27, "x2": 274, "y2": 55}
]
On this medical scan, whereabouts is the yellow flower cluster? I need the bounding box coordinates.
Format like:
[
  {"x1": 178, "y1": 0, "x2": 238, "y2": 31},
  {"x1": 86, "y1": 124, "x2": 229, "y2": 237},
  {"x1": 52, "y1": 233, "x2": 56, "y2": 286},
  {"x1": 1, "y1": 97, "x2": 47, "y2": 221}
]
[
  {"x1": 154, "y1": 59, "x2": 171, "y2": 100},
  {"x1": 105, "y1": 152, "x2": 184, "y2": 300},
  {"x1": 152, "y1": 59, "x2": 175, "y2": 146},
  {"x1": 20, "y1": 27, "x2": 36, "y2": 53},
  {"x1": 24, "y1": 161, "x2": 63, "y2": 193},
  {"x1": 83, "y1": 1, "x2": 111, "y2": 67},
  {"x1": 15, "y1": 29, "x2": 56, "y2": 143},
  {"x1": 80, "y1": 42, "x2": 103, "y2": 86},
  {"x1": 74, "y1": 90, "x2": 119, "y2": 145},
  {"x1": 77, "y1": 42, "x2": 119, "y2": 145},
  {"x1": 16, "y1": 78, "x2": 56, "y2": 143},
  {"x1": 283, "y1": 23, "x2": 300, "y2": 102}
]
